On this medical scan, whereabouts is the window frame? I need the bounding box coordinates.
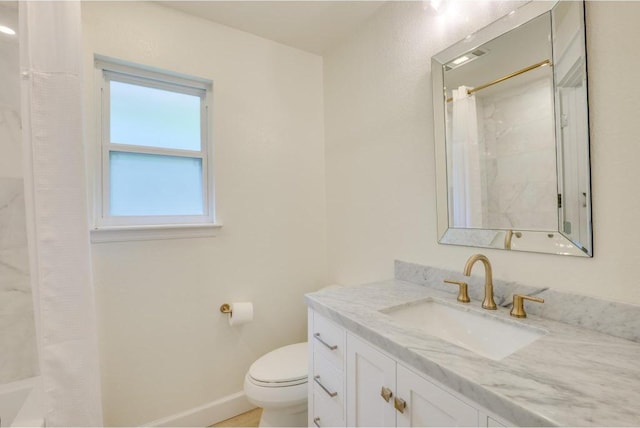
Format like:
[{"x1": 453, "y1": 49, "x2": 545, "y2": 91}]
[{"x1": 93, "y1": 56, "x2": 218, "y2": 237}]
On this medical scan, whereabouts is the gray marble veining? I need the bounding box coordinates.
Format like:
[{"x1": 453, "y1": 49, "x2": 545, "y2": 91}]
[
  {"x1": 395, "y1": 260, "x2": 640, "y2": 342},
  {"x1": 306, "y1": 279, "x2": 640, "y2": 426},
  {"x1": 0, "y1": 178, "x2": 39, "y2": 384}
]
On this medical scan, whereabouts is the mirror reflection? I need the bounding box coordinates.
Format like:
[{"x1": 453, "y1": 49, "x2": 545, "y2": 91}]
[
  {"x1": 432, "y1": 1, "x2": 592, "y2": 257},
  {"x1": 553, "y1": 1, "x2": 591, "y2": 253},
  {"x1": 445, "y1": 13, "x2": 556, "y2": 232}
]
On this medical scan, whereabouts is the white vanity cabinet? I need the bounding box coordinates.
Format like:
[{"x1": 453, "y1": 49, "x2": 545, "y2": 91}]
[
  {"x1": 308, "y1": 309, "x2": 512, "y2": 428},
  {"x1": 347, "y1": 333, "x2": 478, "y2": 427}
]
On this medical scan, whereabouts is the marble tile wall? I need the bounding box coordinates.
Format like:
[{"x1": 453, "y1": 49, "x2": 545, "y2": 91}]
[
  {"x1": 0, "y1": 178, "x2": 39, "y2": 383},
  {"x1": 0, "y1": 4, "x2": 39, "y2": 384}
]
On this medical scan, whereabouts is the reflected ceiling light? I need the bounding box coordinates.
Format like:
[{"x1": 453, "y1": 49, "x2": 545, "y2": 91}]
[
  {"x1": 444, "y1": 49, "x2": 488, "y2": 70},
  {"x1": 0, "y1": 25, "x2": 16, "y2": 36},
  {"x1": 452, "y1": 55, "x2": 470, "y2": 65},
  {"x1": 429, "y1": 0, "x2": 451, "y2": 13}
]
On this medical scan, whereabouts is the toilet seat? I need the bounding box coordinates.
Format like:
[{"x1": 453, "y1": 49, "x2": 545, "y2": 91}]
[
  {"x1": 247, "y1": 342, "x2": 308, "y2": 388},
  {"x1": 248, "y1": 376, "x2": 307, "y2": 388}
]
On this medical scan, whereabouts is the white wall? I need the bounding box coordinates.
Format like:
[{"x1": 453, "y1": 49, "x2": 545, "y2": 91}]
[
  {"x1": 82, "y1": 2, "x2": 326, "y2": 426},
  {"x1": 324, "y1": 1, "x2": 640, "y2": 306}
]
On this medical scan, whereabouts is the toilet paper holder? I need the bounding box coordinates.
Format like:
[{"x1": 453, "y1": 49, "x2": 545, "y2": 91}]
[{"x1": 220, "y1": 302, "x2": 254, "y2": 326}]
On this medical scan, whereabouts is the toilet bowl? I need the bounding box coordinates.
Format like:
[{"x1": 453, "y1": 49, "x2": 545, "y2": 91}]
[{"x1": 244, "y1": 342, "x2": 308, "y2": 427}]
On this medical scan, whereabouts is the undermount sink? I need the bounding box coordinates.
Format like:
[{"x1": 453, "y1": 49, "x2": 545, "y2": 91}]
[{"x1": 381, "y1": 298, "x2": 546, "y2": 361}]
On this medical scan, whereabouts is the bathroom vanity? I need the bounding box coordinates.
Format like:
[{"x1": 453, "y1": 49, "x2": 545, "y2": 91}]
[
  {"x1": 305, "y1": 262, "x2": 640, "y2": 427},
  {"x1": 308, "y1": 309, "x2": 509, "y2": 427}
]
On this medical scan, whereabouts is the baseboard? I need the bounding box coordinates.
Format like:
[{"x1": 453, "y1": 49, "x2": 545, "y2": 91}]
[{"x1": 143, "y1": 391, "x2": 256, "y2": 427}]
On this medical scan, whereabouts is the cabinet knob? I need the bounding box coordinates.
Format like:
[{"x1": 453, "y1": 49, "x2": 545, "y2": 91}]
[
  {"x1": 394, "y1": 397, "x2": 407, "y2": 413},
  {"x1": 380, "y1": 386, "x2": 393, "y2": 402}
]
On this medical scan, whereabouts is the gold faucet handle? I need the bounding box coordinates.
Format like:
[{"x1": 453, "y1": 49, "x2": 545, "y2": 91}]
[
  {"x1": 444, "y1": 279, "x2": 470, "y2": 303},
  {"x1": 510, "y1": 294, "x2": 544, "y2": 318}
]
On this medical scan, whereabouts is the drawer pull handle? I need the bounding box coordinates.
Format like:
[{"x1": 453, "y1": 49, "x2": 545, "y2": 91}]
[
  {"x1": 380, "y1": 386, "x2": 393, "y2": 402},
  {"x1": 394, "y1": 397, "x2": 407, "y2": 413},
  {"x1": 314, "y1": 375, "x2": 338, "y2": 398},
  {"x1": 314, "y1": 333, "x2": 338, "y2": 351},
  {"x1": 313, "y1": 417, "x2": 321, "y2": 427}
]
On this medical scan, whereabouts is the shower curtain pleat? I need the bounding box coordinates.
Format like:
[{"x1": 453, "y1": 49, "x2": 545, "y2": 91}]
[
  {"x1": 19, "y1": 2, "x2": 104, "y2": 426},
  {"x1": 451, "y1": 85, "x2": 483, "y2": 228}
]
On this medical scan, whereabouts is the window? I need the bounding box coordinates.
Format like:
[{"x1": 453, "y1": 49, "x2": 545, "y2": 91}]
[{"x1": 93, "y1": 57, "x2": 217, "y2": 239}]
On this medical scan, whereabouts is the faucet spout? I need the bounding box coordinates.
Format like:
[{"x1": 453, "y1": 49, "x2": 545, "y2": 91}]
[{"x1": 463, "y1": 254, "x2": 497, "y2": 310}]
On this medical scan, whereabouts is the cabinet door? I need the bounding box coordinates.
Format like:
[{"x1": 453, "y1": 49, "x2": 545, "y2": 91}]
[
  {"x1": 396, "y1": 364, "x2": 478, "y2": 427},
  {"x1": 346, "y1": 333, "x2": 396, "y2": 427}
]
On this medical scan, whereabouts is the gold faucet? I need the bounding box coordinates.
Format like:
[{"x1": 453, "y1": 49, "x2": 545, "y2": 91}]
[
  {"x1": 510, "y1": 294, "x2": 544, "y2": 318},
  {"x1": 463, "y1": 254, "x2": 497, "y2": 310},
  {"x1": 504, "y1": 230, "x2": 522, "y2": 250},
  {"x1": 444, "y1": 279, "x2": 470, "y2": 303}
]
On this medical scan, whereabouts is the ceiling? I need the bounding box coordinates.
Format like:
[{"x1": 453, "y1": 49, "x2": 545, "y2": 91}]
[{"x1": 160, "y1": 1, "x2": 386, "y2": 55}]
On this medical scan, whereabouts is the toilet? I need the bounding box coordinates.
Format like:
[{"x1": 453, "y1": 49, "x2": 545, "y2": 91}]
[{"x1": 243, "y1": 342, "x2": 308, "y2": 427}]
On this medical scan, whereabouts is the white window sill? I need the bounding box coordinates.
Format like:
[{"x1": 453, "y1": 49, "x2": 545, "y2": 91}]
[{"x1": 90, "y1": 223, "x2": 223, "y2": 243}]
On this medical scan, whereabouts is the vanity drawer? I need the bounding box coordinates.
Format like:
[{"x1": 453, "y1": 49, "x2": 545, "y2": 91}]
[
  {"x1": 312, "y1": 392, "x2": 345, "y2": 428},
  {"x1": 312, "y1": 312, "x2": 345, "y2": 369},
  {"x1": 312, "y1": 351, "x2": 345, "y2": 417}
]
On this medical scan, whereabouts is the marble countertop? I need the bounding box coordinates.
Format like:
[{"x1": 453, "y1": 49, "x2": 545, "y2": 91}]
[{"x1": 305, "y1": 280, "x2": 640, "y2": 426}]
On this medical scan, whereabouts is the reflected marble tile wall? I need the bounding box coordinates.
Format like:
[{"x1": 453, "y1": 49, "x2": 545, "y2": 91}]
[{"x1": 480, "y1": 77, "x2": 557, "y2": 231}]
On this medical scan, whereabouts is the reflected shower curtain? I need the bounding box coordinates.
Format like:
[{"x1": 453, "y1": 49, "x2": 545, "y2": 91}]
[
  {"x1": 451, "y1": 86, "x2": 482, "y2": 228},
  {"x1": 20, "y1": 2, "x2": 103, "y2": 425}
]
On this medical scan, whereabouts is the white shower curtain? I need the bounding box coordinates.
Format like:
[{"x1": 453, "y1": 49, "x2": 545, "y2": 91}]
[
  {"x1": 19, "y1": 2, "x2": 103, "y2": 426},
  {"x1": 451, "y1": 86, "x2": 482, "y2": 228}
]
